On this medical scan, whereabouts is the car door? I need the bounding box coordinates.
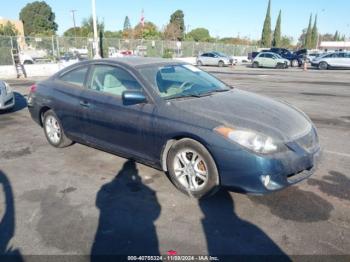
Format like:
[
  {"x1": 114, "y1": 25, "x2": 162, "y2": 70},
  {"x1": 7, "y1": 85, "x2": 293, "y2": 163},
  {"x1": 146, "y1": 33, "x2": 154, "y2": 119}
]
[
  {"x1": 344, "y1": 53, "x2": 350, "y2": 68},
  {"x1": 207, "y1": 53, "x2": 217, "y2": 65},
  {"x1": 78, "y1": 63, "x2": 157, "y2": 162},
  {"x1": 324, "y1": 53, "x2": 337, "y2": 67},
  {"x1": 199, "y1": 53, "x2": 209, "y2": 65},
  {"x1": 264, "y1": 53, "x2": 275, "y2": 67},
  {"x1": 53, "y1": 66, "x2": 89, "y2": 139},
  {"x1": 337, "y1": 53, "x2": 350, "y2": 67}
]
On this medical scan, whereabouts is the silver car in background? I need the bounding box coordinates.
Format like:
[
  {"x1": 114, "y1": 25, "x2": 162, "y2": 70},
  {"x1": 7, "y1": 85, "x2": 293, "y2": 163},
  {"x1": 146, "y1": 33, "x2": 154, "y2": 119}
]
[
  {"x1": 0, "y1": 81, "x2": 15, "y2": 110},
  {"x1": 311, "y1": 52, "x2": 350, "y2": 70},
  {"x1": 197, "y1": 51, "x2": 233, "y2": 67}
]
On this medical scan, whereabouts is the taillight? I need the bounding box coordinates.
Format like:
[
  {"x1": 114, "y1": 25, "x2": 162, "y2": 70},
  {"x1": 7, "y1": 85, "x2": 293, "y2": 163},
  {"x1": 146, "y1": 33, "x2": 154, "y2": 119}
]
[{"x1": 30, "y1": 84, "x2": 37, "y2": 93}]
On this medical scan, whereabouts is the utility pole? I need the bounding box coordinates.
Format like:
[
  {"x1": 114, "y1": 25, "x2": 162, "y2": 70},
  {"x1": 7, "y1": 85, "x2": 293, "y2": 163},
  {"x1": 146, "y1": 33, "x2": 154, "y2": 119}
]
[
  {"x1": 70, "y1": 10, "x2": 77, "y2": 46},
  {"x1": 70, "y1": 10, "x2": 77, "y2": 36},
  {"x1": 92, "y1": 0, "x2": 100, "y2": 58}
]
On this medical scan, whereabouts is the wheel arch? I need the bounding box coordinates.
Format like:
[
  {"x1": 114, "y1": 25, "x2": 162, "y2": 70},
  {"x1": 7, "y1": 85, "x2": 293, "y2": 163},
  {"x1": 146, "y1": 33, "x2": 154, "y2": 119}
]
[
  {"x1": 160, "y1": 134, "x2": 215, "y2": 172},
  {"x1": 39, "y1": 106, "x2": 52, "y2": 126}
]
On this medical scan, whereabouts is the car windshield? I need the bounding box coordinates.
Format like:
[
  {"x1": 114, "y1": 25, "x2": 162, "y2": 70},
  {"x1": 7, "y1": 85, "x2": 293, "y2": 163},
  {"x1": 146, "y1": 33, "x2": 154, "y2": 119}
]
[
  {"x1": 139, "y1": 64, "x2": 229, "y2": 99},
  {"x1": 213, "y1": 52, "x2": 227, "y2": 57},
  {"x1": 274, "y1": 54, "x2": 283, "y2": 59}
]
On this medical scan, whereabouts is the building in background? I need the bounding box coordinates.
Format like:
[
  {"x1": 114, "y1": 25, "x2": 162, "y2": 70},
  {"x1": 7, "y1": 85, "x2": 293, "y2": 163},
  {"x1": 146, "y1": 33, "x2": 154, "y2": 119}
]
[
  {"x1": 320, "y1": 41, "x2": 350, "y2": 51},
  {"x1": 0, "y1": 17, "x2": 26, "y2": 49}
]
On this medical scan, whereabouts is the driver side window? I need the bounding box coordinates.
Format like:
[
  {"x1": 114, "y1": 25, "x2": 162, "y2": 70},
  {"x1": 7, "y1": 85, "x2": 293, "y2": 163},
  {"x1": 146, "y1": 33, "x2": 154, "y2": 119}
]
[{"x1": 89, "y1": 65, "x2": 142, "y2": 96}]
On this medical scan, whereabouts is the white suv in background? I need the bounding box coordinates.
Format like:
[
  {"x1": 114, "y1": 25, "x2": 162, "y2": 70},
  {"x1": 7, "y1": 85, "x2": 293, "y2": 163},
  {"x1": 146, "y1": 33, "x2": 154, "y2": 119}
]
[{"x1": 311, "y1": 52, "x2": 350, "y2": 70}]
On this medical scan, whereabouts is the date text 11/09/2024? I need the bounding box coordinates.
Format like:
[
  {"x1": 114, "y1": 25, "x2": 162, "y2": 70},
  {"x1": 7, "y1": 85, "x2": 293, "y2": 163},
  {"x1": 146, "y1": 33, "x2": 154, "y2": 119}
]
[{"x1": 127, "y1": 255, "x2": 219, "y2": 261}]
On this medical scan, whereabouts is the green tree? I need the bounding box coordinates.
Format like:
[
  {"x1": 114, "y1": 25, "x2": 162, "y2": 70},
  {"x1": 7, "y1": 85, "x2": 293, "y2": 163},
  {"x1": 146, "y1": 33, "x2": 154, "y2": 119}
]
[
  {"x1": 187, "y1": 28, "x2": 211, "y2": 42},
  {"x1": 272, "y1": 10, "x2": 282, "y2": 47},
  {"x1": 104, "y1": 30, "x2": 122, "y2": 38},
  {"x1": 122, "y1": 16, "x2": 132, "y2": 39},
  {"x1": 134, "y1": 22, "x2": 160, "y2": 39},
  {"x1": 304, "y1": 14, "x2": 313, "y2": 49},
  {"x1": 169, "y1": 10, "x2": 185, "y2": 40},
  {"x1": 163, "y1": 23, "x2": 182, "y2": 41},
  {"x1": 0, "y1": 21, "x2": 19, "y2": 36},
  {"x1": 63, "y1": 27, "x2": 84, "y2": 37},
  {"x1": 261, "y1": 0, "x2": 272, "y2": 47},
  {"x1": 280, "y1": 36, "x2": 294, "y2": 49},
  {"x1": 123, "y1": 16, "x2": 131, "y2": 31},
  {"x1": 333, "y1": 31, "x2": 339, "y2": 41},
  {"x1": 19, "y1": 1, "x2": 58, "y2": 36},
  {"x1": 81, "y1": 16, "x2": 105, "y2": 37},
  {"x1": 311, "y1": 15, "x2": 318, "y2": 49}
]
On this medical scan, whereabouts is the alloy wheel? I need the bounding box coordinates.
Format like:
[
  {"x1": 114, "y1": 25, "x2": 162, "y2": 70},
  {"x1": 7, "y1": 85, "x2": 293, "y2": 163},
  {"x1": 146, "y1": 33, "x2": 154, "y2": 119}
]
[
  {"x1": 45, "y1": 115, "x2": 61, "y2": 144},
  {"x1": 173, "y1": 149, "x2": 209, "y2": 191}
]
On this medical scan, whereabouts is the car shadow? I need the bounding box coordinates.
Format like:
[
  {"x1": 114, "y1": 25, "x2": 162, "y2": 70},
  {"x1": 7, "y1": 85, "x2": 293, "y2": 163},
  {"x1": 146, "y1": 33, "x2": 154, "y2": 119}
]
[
  {"x1": 91, "y1": 160, "x2": 161, "y2": 260},
  {"x1": 0, "y1": 92, "x2": 27, "y2": 115},
  {"x1": 0, "y1": 170, "x2": 23, "y2": 261},
  {"x1": 199, "y1": 189, "x2": 289, "y2": 258}
]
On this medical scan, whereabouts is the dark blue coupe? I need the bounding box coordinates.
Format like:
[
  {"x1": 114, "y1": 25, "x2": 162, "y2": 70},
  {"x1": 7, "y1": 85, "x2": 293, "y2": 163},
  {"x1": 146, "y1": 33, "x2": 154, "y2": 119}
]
[{"x1": 28, "y1": 57, "x2": 320, "y2": 198}]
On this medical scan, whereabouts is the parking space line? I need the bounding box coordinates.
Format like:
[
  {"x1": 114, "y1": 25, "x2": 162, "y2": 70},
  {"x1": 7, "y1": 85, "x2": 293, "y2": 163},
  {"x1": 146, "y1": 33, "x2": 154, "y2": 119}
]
[{"x1": 324, "y1": 150, "x2": 350, "y2": 158}]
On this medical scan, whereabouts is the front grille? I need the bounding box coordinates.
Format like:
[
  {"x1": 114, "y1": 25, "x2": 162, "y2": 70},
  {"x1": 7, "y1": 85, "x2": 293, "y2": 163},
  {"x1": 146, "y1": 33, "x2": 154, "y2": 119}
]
[
  {"x1": 295, "y1": 128, "x2": 318, "y2": 152},
  {"x1": 287, "y1": 167, "x2": 313, "y2": 184}
]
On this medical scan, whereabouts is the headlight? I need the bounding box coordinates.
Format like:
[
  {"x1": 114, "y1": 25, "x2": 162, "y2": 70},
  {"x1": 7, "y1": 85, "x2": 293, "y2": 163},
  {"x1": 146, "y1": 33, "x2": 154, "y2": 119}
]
[
  {"x1": 4, "y1": 82, "x2": 12, "y2": 94},
  {"x1": 214, "y1": 126, "x2": 286, "y2": 154}
]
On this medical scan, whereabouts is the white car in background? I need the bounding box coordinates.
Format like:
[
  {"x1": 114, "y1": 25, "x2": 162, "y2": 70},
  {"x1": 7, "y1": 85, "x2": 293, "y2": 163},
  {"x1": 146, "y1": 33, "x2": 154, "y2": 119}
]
[
  {"x1": 311, "y1": 52, "x2": 350, "y2": 70},
  {"x1": 0, "y1": 81, "x2": 15, "y2": 111}
]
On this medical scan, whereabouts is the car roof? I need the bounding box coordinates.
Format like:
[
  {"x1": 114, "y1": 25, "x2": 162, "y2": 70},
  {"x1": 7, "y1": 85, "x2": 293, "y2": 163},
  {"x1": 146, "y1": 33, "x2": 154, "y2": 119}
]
[
  {"x1": 100, "y1": 57, "x2": 185, "y2": 68},
  {"x1": 259, "y1": 52, "x2": 277, "y2": 56}
]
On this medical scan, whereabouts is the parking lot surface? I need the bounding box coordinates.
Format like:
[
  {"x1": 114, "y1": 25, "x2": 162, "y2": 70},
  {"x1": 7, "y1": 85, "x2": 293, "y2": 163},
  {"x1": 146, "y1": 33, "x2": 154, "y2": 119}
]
[{"x1": 1, "y1": 65, "x2": 350, "y2": 259}]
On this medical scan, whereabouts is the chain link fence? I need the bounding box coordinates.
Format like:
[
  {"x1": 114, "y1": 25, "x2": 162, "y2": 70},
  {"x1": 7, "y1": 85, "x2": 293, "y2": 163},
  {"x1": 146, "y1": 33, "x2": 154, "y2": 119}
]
[{"x1": 0, "y1": 36, "x2": 257, "y2": 66}]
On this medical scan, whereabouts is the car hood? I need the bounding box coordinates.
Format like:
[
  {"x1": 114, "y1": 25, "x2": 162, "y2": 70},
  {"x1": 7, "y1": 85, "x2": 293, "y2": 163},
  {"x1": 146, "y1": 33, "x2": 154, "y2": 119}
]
[{"x1": 171, "y1": 89, "x2": 312, "y2": 142}]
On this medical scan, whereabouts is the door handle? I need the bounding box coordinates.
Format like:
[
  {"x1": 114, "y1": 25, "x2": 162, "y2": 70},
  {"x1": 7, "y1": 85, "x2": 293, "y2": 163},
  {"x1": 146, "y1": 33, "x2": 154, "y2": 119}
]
[{"x1": 79, "y1": 101, "x2": 90, "y2": 108}]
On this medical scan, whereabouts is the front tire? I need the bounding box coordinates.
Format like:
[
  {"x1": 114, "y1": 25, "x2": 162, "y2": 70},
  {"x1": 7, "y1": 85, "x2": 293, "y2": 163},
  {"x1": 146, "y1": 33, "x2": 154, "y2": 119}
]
[
  {"x1": 276, "y1": 63, "x2": 285, "y2": 69},
  {"x1": 167, "y1": 139, "x2": 219, "y2": 199},
  {"x1": 218, "y1": 61, "x2": 225, "y2": 67},
  {"x1": 319, "y1": 62, "x2": 328, "y2": 70},
  {"x1": 43, "y1": 110, "x2": 73, "y2": 148},
  {"x1": 197, "y1": 60, "x2": 203, "y2": 66}
]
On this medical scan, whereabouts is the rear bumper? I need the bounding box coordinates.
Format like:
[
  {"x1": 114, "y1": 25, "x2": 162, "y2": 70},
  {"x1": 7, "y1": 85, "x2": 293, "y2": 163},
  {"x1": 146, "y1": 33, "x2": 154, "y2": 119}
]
[
  {"x1": 210, "y1": 142, "x2": 321, "y2": 195},
  {"x1": 0, "y1": 93, "x2": 15, "y2": 110}
]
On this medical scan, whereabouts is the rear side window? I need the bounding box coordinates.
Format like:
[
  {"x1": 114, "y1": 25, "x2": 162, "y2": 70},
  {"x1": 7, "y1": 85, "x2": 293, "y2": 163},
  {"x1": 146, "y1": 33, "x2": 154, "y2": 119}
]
[
  {"x1": 265, "y1": 54, "x2": 274, "y2": 59},
  {"x1": 59, "y1": 67, "x2": 88, "y2": 87},
  {"x1": 89, "y1": 65, "x2": 142, "y2": 96}
]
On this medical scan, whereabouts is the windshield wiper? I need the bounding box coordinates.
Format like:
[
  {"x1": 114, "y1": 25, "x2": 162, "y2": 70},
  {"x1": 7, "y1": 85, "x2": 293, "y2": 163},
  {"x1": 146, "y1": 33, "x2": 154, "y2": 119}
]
[
  {"x1": 165, "y1": 93, "x2": 203, "y2": 100},
  {"x1": 203, "y1": 88, "x2": 231, "y2": 95}
]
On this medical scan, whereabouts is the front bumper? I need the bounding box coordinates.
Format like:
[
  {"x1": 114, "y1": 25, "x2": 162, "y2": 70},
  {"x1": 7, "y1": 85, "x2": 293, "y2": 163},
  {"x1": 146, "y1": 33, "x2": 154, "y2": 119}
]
[
  {"x1": 210, "y1": 140, "x2": 321, "y2": 195},
  {"x1": 0, "y1": 93, "x2": 15, "y2": 110}
]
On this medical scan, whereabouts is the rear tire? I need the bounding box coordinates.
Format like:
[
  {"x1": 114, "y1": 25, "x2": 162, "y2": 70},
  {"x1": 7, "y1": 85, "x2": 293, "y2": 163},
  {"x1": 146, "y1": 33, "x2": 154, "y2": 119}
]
[
  {"x1": 319, "y1": 62, "x2": 328, "y2": 70},
  {"x1": 197, "y1": 60, "x2": 203, "y2": 66},
  {"x1": 43, "y1": 110, "x2": 73, "y2": 148},
  {"x1": 291, "y1": 59, "x2": 299, "y2": 67},
  {"x1": 252, "y1": 62, "x2": 259, "y2": 68},
  {"x1": 167, "y1": 139, "x2": 219, "y2": 199}
]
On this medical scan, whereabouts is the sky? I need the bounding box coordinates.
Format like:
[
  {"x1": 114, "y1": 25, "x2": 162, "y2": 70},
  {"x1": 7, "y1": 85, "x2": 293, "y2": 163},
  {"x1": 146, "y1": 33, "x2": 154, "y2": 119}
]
[{"x1": 1, "y1": 0, "x2": 350, "y2": 40}]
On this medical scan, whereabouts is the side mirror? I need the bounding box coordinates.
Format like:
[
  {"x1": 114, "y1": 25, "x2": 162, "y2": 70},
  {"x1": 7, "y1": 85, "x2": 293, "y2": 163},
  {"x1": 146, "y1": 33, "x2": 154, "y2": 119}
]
[{"x1": 122, "y1": 90, "x2": 147, "y2": 105}]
